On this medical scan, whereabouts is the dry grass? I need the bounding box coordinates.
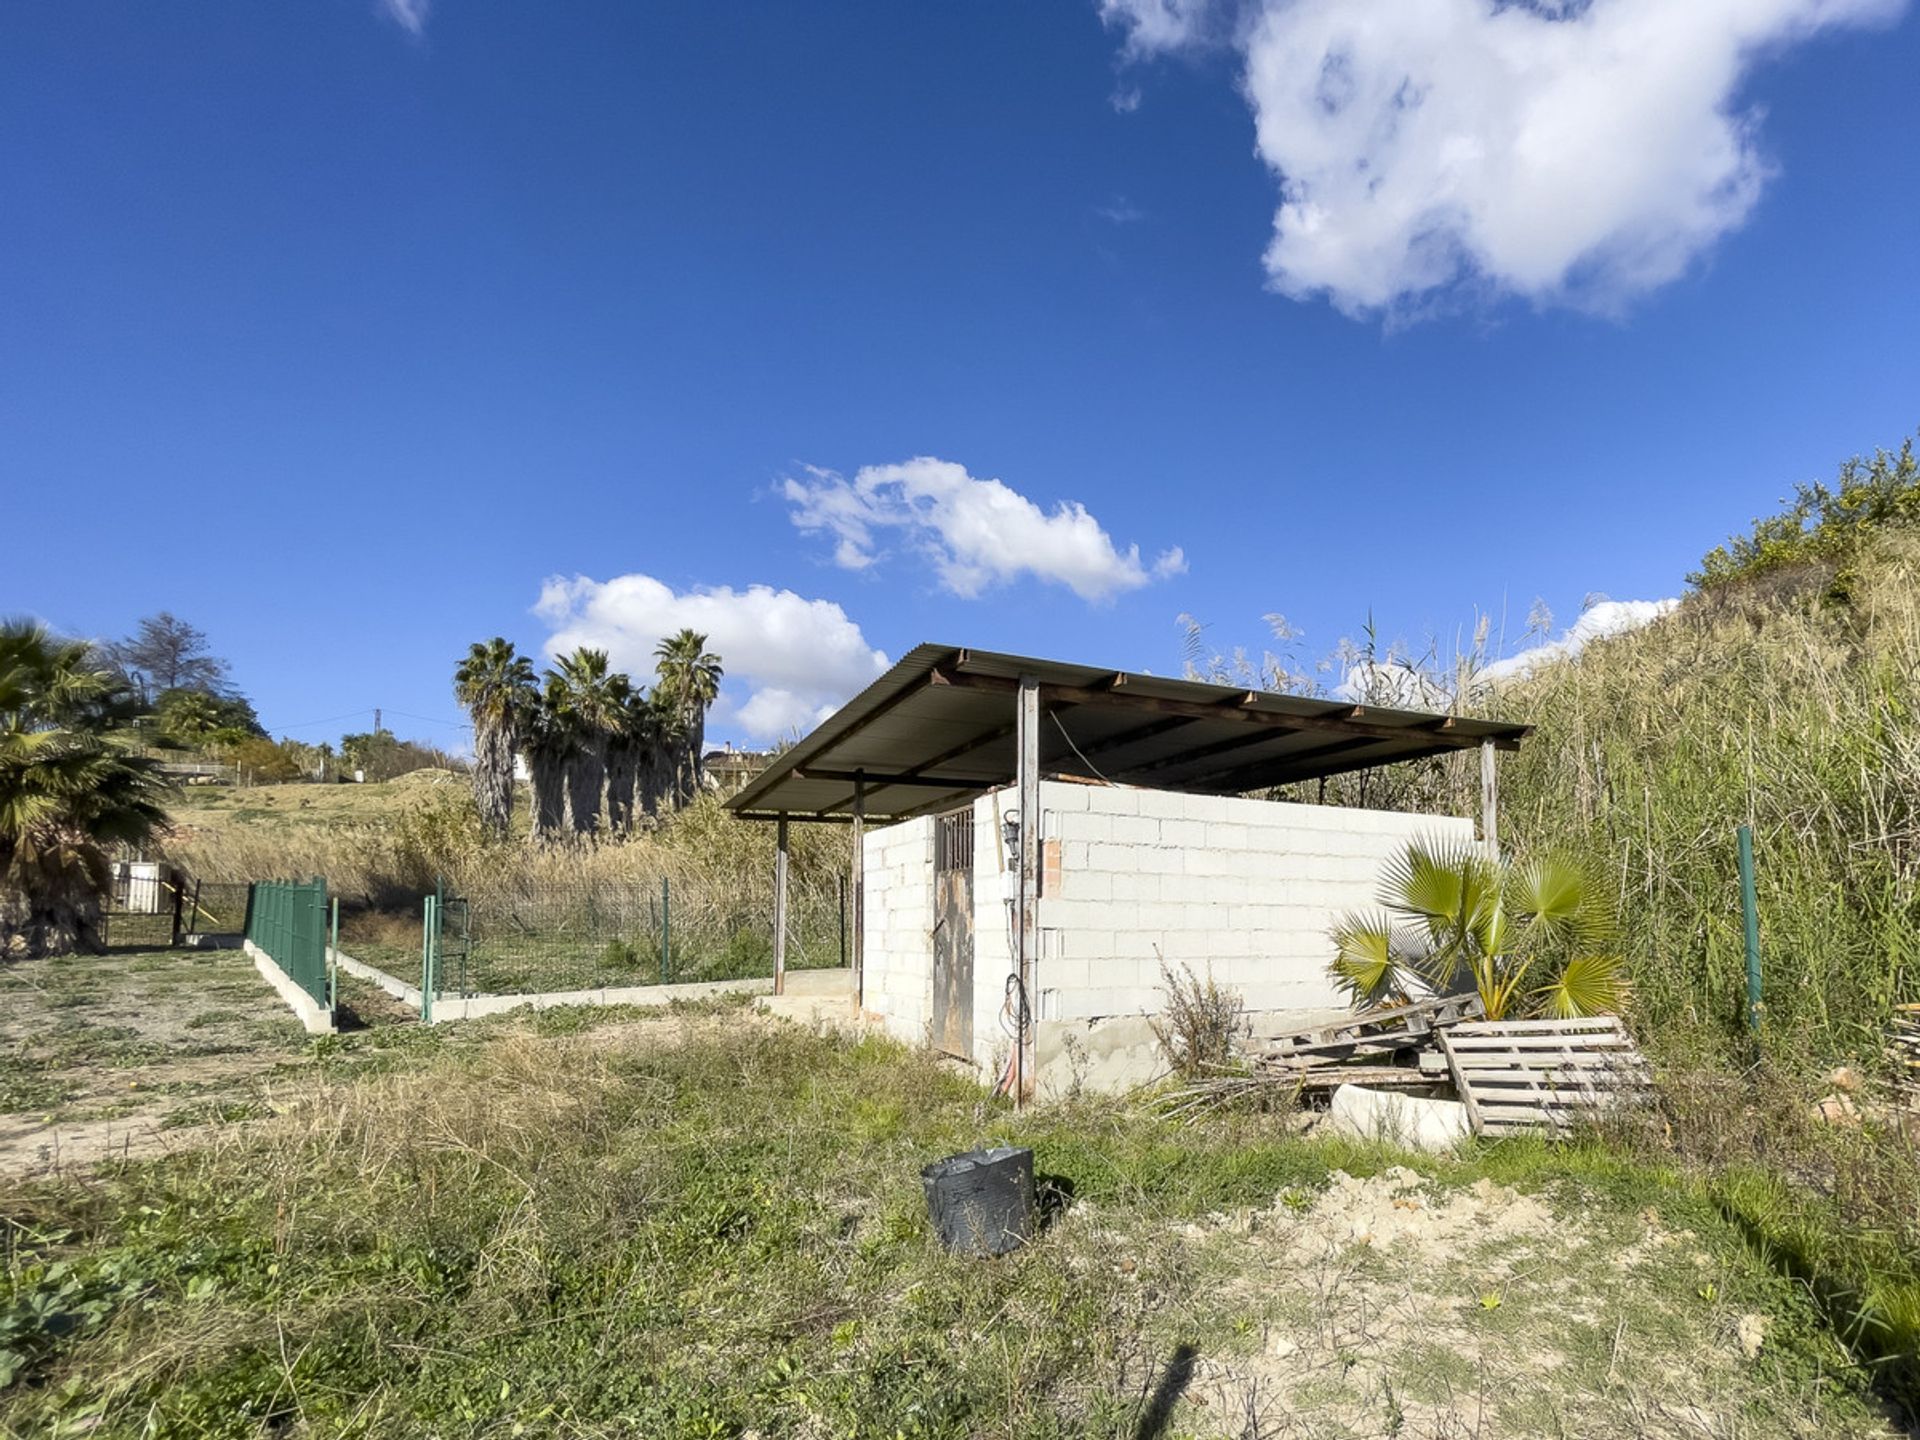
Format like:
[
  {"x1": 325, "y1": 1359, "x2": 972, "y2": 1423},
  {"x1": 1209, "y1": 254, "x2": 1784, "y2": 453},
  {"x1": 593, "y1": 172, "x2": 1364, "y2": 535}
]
[{"x1": 1, "y1": 1011, "x2": 1898, "y2": 1438}]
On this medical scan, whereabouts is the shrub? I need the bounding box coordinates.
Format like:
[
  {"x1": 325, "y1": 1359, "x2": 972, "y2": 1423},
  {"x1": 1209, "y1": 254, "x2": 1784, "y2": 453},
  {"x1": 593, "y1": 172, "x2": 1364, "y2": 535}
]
[
  {"x1": 1330, "y1": 839, "x2": 1628, "y2": 1020},
  {"x1": 1148, "y1": 960, "x2": 1243, "y2": 1078}
]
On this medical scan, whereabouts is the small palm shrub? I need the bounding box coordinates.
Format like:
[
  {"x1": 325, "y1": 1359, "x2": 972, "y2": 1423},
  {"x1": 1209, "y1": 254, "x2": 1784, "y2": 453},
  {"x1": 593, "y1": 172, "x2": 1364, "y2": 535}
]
[{"x1": 1330, "y1": 838, "x2": 1627, "y2": 1020}]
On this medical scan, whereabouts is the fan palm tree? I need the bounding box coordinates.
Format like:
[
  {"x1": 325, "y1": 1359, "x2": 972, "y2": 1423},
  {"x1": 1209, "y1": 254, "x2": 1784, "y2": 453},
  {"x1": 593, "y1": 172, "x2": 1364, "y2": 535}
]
[
  {"x1": 1329, "y1": 838, "x2": 1627, "y2": 1021},
  {"x1": 522, "y1": 677, "x2": 575, "y2": 845},
  {"x1": 604, "y1": 685, "x2": 661, "y2": 835},
  {"x1": 653, "y1": 629, "x2": 722, "y2": 805},
  {"x1": 553, "y1": 647, "x2": 625, "y2": 837},
  {"x1": 453, "y1": 638, "x2": 537, "y2": 842},
  {"x1": 1, "y1": 621, "x2": 169, "y2": 957}
]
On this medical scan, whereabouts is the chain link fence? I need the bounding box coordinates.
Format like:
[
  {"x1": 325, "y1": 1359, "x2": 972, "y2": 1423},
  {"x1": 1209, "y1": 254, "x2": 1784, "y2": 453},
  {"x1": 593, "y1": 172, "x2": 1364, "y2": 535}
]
[{"x1": 337, "y1": 874, "x2": 848, "y2": 998}]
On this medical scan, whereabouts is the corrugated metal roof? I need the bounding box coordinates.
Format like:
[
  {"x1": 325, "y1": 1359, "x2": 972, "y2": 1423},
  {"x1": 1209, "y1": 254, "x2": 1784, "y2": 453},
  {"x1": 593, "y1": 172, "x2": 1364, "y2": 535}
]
[{"x1": 726, "y1": 643, "x2": 1530, "y2": 822}]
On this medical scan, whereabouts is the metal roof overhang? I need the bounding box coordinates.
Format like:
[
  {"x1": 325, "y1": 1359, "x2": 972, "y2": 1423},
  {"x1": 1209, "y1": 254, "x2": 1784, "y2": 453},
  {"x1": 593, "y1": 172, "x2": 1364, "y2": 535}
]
[{"x1": 725, "y1": 644, "x2": 1531, "y2": 823}]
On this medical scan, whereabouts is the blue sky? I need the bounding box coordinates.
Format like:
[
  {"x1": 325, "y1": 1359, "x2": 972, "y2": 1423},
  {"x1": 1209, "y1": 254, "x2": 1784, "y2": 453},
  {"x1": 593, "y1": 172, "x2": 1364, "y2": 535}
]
[{"x1": 6, "y1": 0, "x2": 1917, "y2": 752}]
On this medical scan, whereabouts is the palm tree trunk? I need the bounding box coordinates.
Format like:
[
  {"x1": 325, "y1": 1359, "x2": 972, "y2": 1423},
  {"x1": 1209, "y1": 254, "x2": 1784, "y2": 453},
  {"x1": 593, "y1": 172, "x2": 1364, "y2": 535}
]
[
  {"x1": 567, "y1": 738, "x2": 607, "y2": 836},
  {"x1": 686, "y1": 713, "x2": 706, "y2": 799},
  {"x1": 670, "y1": 707, "x2": 704, "y2": 808},
  {"x1": 529, "y1": 754, "x2": 567, "y2": 844},
  {"x1": 1, "y1": 844, "x2": 108, "y2": 958},
  {"x1": 606, "y1": 746, "x2": 635, "y2": 834},
  {"x1": 471, "y1": 721, "x2": 515, "y2": 841},
  {"x1": 639, "y1": 741, "x2": 670, "y2": 822}
]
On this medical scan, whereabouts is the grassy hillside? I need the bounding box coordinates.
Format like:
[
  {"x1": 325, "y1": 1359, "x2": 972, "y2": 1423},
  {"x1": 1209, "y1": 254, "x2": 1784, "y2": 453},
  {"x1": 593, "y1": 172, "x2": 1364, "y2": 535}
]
[
  {"x1": 165, "y1": 769, "x2": 469, "y2": 840},
  {"x1": 1482, "y1": 535, "x2": 1920, "y2": 1064}
]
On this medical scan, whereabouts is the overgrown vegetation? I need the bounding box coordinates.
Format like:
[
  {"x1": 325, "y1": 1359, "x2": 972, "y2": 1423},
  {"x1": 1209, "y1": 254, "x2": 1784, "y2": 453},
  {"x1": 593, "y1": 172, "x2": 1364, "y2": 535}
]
[
  {"x1": 165, "y1": 783, "x2": 851, "y2": 991},
  {"x1": 1, "y1": 622, "x2": 169, "y2": 958},
  {"x1": 1147, "y1": 960, "x2": 1244, "y2": 1078},
  {"x1": 1691, "y1": 436, "x2": 1919, "y2": 591},
  {"x1": 0, "y1": 1014, "x2": 1895, "y2": 1437}
]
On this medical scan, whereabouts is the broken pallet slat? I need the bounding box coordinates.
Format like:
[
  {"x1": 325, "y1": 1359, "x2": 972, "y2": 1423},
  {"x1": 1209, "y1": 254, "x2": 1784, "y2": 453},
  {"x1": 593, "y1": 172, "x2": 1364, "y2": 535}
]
[
  {"x1": 1439, "y1": 1032, "x2": 1638, "y2": 1051},
  {"x1": 1439, "y1": 1017, "x2": 1650, "y2": 1138},
  {"x1": 1262, "y1": 991, "x2": 1485, "y2": 1059}
]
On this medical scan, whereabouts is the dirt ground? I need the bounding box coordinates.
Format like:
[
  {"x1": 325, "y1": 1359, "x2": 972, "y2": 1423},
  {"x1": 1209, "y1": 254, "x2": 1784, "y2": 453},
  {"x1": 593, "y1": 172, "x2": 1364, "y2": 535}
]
[
  {"x1": 1069, "y1": 1165, "x2": 1891, "y2": 1439},
  {"x1": 0, "y1": 945, "x2": 407, "y2": 1179}
]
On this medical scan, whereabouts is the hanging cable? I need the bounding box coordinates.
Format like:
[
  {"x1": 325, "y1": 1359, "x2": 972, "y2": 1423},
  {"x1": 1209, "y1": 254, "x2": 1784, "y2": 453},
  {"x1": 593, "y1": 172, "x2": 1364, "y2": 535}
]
[{"x1": 1051, "y1": 711, "x2": 1115, "y2": 785}]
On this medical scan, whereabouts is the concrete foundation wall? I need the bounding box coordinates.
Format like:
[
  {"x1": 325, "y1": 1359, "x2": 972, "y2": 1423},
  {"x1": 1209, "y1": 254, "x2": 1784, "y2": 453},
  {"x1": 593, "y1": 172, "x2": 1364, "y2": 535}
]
[
  {"x1": 245, "y1": 938, "x2": 335, "y2": 1035},
  {"x1": 857, "y1": 780, "x2": 1474, "y2": 1094}
]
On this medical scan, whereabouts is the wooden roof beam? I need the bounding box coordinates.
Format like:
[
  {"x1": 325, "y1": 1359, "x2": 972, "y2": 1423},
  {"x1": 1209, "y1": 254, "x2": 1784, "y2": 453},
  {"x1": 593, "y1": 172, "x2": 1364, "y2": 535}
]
[{"x1": 1196, "y1": 740, "x2": 1441, "y2": 794}]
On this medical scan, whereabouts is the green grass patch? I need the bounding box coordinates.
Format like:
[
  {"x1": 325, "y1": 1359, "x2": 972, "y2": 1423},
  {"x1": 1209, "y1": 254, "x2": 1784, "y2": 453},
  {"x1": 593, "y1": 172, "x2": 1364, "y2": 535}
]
[{"x1": 0, "y1": 1020, "x2": 1896, "y2": 1438}]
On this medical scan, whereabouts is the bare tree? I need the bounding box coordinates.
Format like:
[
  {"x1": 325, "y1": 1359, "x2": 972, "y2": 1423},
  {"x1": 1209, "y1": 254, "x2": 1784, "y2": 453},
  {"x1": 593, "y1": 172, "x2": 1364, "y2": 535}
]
[{"x1": 110, "y1": 612, "x2": 232, "y2": 696}]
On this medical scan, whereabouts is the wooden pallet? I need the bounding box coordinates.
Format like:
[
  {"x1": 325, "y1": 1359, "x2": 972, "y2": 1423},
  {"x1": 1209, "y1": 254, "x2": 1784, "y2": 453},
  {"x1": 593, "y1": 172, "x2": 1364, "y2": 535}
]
[
  {"x1": 1260, "y1": 991, "x2": 1485, "y2": 1067},
  {"x1": 1249, "y1": 1062, "x2": 1437, "y2": 1091},
  {"x1": 1438, "y1": 1017, "x2": 1651, "y2": 1138}
]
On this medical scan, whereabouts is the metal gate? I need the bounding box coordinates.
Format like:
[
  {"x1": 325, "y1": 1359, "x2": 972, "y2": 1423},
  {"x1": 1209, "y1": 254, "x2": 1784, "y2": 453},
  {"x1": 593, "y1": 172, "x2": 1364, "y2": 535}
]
[
  {"x1": 932, "y1": 809, "x2": 975, "y2": 1058},
  {"x1": 422, "y1": 879, "x2": 472, "y2": 1011}
]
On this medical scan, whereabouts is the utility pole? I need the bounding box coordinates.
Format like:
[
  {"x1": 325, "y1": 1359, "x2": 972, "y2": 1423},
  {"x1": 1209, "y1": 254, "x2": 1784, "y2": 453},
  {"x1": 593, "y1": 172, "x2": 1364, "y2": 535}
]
[{"x1": 374, "y1": 707, "x2": 382, "y2": 734}]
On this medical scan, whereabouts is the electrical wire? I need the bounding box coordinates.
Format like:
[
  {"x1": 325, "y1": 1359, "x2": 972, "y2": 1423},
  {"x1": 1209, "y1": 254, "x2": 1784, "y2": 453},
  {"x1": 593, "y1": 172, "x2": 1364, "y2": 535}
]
[
  {"x1": 384, "y1": 708, "x2": 473, "y2": 731},
  {"x1": 1050, "y1": 711, "x2": 1115, "y2": 785},
  {"x1": 271, "y1": 709, "x2": 378, "y2": 733}
]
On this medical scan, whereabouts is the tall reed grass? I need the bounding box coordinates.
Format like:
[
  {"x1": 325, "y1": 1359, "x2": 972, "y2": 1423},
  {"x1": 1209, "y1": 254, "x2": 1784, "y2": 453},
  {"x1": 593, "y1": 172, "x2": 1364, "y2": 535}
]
[
  {"x1": 1288, "y1": 539, "x2": 1920, "y2": 1064},
  {"x1": 1488, "y1": 540, "x2": 1920, "y2": 1062}
]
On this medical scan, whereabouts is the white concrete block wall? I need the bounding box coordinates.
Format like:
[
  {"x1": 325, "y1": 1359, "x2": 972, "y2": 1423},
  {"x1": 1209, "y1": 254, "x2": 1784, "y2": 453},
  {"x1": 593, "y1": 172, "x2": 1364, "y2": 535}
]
[
  {"x1": 1033, "y1": 782, "x2": 1473, "y2": 1023},
  {"x1": 855, "y1": 779, "x2": 1475, "y2": 1081},
  {"x1": 970, "y1": 793, "x2": 1012, "y2": 1073},
  {"x1": 859, "y1": 814, "x2": 936, "y2": 1044}
]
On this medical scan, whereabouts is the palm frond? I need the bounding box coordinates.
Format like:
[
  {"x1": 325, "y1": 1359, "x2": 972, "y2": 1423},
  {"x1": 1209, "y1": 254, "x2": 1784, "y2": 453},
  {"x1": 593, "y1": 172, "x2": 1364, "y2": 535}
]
[
  {"x1": 1328, "y1": 911, "x2": 1408, "y2": 1007},
  {"x1": 1381, "y1": 838, "x2": 1486, "y2": 921},
  {"x1": 1533, "y1": 951, "x2": 1629, "y2": 1019}
]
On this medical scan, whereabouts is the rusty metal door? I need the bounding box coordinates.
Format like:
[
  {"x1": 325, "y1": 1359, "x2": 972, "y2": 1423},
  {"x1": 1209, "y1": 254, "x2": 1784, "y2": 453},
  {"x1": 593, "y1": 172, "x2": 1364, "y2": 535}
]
[{"x1": 932, "y1": 809, "x2": 975, "y2": 1058}]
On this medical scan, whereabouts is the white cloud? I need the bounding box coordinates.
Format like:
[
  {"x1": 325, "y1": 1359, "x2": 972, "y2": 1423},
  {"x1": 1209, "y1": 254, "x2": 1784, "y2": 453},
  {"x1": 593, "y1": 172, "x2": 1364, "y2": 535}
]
[
  {"x1": 1096, "y1": 196, "x2": 1146, "y2": 224},
  {"x1": 534, "y1": 574, "x2": 890, "y2": 743},
  {"x1": 1099, "y1": 0, "x2": 1218, "y2": 56},
  {"x1": 377, "y1": 0, "x2": 431, "y2": 36},
  {"x1": 784, "y1": 456, "x2": 1186, "y2": 603},
  {"x1": 1110, "y1": 86, "x2": 1145, "y2": 113},
  {"x1": 1103, "y1": 0, "x2": 1905, "y2": 315},
  {"x1": 1480, "y1": 597, "x2": 1679, "y2": 683},
  {"x1": 1333, "y1": 658, "x2": 1452, "y2": 708}
]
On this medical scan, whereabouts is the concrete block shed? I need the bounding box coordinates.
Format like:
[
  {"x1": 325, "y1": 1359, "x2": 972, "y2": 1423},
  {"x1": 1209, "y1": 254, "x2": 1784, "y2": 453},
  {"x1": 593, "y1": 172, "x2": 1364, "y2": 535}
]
[{"x1": 727, "y1": 645, "x2": 1529, "y2": 1100}]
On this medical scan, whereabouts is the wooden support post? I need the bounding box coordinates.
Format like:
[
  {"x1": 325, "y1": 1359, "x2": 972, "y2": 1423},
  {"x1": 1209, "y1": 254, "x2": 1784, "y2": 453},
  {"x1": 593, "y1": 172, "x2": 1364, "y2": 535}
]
[
  {"x1": 1480, "y1": 739, "x2": 1499, "y2": 860},
  {"x1": 851, "y1": 774, "x2": 866, "y2": 1010},
  {"x1": 1015, "y1": 676, "x2": 1041, "y2": 1108},
  {"x1": 773, "y1": 814, "x2": 790, "y2": 997}
]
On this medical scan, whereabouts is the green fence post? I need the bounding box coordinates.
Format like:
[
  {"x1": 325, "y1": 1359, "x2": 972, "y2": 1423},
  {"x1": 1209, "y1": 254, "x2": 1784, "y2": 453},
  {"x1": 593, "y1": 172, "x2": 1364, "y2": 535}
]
[
  {"x1": 1739, "y1": 824, "x2": 1762, "y2": 1033},
  {"x1": 660, "y1": 877, "x2": 671, "y2": 984},
  {"x1": 329, "y1": 896, "x2": 340, "y2": 1013}
]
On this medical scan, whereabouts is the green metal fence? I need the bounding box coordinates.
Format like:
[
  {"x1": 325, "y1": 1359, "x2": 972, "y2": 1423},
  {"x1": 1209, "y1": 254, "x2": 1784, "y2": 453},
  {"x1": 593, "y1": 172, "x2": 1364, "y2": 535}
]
[{"x1": 246, "y1": 878, "x2": 333, "y2": 1013}]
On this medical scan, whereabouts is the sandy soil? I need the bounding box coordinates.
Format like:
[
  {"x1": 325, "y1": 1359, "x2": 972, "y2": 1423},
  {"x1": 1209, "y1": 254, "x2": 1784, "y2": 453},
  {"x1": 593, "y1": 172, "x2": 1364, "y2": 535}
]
[
  {"x1": 1070, "y1": 1165, "x2": 1891, "y2": 1439},
  {"x1": 0, "y1": 946, "x2": 340, "y2": 1179}
]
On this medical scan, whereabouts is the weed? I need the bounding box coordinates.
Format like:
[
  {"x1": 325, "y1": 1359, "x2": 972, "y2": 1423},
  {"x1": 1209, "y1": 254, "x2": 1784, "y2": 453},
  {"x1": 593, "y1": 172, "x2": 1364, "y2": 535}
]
[{"x1": 1148, "y1": 959, "x2": 1244, "y2": 1079}]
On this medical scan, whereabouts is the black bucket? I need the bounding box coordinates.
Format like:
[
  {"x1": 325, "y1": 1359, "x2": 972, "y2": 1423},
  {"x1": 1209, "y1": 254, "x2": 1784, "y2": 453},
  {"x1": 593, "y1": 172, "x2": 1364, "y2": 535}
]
[{"x1": 921, "y1": 1146, "x2": 1035, "y2": 1256}]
